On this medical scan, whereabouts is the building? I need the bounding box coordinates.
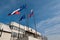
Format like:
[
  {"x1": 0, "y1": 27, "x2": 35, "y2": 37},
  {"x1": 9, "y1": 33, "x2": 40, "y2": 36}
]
[
  {"x1": 0, "y1": 23, "x2": 11, "y2": 40},
  {"x1": 0, "y1": 22, "x2": 47, "y2": 40}
]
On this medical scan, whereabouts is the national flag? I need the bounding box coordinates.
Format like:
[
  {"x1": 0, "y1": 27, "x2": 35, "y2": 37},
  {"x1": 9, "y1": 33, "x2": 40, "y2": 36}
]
[
  {"x1": 19, "y1": 9, "x2": 33, "y2": 21},
  {"x1": 8, "y1": 8, "x2": 20, "y2": 16},
  {"x1": 28, "y1": 9, "x2": 34, "y2": 18},
  {"x1": 8, "y1": 4, "x2": 27, "y2": 16},
  {"x1": 19, "y1": 15, "x2": 26, "y2": 21}
]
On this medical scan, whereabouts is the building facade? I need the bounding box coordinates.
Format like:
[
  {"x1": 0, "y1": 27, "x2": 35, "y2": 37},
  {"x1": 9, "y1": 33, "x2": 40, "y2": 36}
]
[{"x1": 0, "y1": 22, "x2": 47, "y2": 40}]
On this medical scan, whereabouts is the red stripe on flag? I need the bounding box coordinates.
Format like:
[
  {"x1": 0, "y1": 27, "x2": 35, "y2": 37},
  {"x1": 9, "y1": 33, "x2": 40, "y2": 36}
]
[
  {"x1": 14, "y1": 11, "x2": 20, "y2": 14},
  {"x1": 28, "y1": 13, "x2": 33, "y2": 18}
]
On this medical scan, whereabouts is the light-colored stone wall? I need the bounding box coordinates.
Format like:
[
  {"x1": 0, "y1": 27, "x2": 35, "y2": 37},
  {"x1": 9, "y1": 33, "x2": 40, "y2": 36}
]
[
  {"x1": 0, "y1": 22, "x2": 45, "y2": 40},
  {"x1": 0, "y1": 32, "x2": 11, "y2": 40},
  {"x1": 28, "y1": 36, "x2": 42, "y2": 40}
]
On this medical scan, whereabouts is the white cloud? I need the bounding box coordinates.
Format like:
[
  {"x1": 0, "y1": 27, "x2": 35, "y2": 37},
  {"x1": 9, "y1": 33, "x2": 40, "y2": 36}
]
[
  {"x1": 45, "y1": 24, "x2": 60, "y2": 35},
  {"x1": 37, "y1": 15, "x2": 60, "y2": 29},
  {"x1": 37, "y1": 15, "x2": 60, "y2": 40},
  {"x1": 42, "y1": 0, "x2": 60, "y2": 17},
  {"x1": 36, "y1": 0, "x2": 60, "y2": 40}
]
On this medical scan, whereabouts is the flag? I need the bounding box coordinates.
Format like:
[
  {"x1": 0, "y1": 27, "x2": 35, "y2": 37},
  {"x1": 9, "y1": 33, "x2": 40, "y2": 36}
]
[
  {"x1": 19, "y1": 9, "x2": 33, "y2": 21},
  {"x1": 8, "y1": 4, "x2": 27, "y2": 16},
  {"x1": 19, "y1": 4, "x2": 27, "y2": 11},
  {"x1": 8, "y1": 8, "x2": 20, "y2": 16},
  {"x1": 19, "y1": 15, "x2": 26, "y2": 21},
  {"x1": 28, "y1": 9, "x2": 34, "y2": 18}
]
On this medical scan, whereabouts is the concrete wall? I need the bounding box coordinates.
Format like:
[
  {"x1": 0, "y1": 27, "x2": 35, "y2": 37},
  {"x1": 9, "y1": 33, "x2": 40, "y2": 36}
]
[
  {"x1": 0, "y1": 32, "x2": 11, "y2": 40},
  {"x1": 17, "y1": 34, "x2": 28, "y2": 40},
  {"x1": 0, "y1": 22, "x2": 44, "y2": 40},
  {"x1": 28, "y1": 36, "x2": 42, "y2": 40}
]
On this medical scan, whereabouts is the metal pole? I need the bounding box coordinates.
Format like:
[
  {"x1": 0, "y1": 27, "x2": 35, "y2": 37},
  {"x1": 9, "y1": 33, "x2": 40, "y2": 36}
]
[
  {"x1": 18, "y1": 15, "x2": 21, "y2": 40},
  {"x1": 32, "y1": 10, "x2": 37, "y2": 37},
  {"x1": 25, "y1": 13, "x2": 29, "y2": 31},
  {"x1": 25, "y1": 0, "x2": 30, "y2": 32}
]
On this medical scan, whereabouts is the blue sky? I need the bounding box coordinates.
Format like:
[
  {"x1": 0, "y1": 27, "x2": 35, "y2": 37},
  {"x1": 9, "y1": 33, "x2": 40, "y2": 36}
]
[{"x1": 0, "y1": 0, "x2": 60, "y2": 40}]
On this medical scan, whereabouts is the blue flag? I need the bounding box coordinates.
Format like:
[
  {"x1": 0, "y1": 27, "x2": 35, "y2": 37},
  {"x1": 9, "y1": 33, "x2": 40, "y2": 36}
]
[
  {"x1": 19, "y1": 15, "x2": 26, "y2": 21},
  {"x1": 19, "y1": 9, "x2": 34, "y2": 21},
  {"x1": 19, "y1": 4, "x2": 27, "y2": 11}
]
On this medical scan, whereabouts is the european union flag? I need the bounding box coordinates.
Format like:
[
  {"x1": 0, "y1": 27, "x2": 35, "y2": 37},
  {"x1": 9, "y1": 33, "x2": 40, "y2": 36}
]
[
  {"x1": 19, "y1": 4, "x2": 27, "y2": 11},
  {"x1": 19, "y1": 15, "x2": 26, "y2": 21}
]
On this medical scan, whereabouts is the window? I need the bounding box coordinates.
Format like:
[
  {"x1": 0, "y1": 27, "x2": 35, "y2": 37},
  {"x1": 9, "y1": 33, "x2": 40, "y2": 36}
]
[
  {"x1": 11, "y1": 32, "x2": 18, "y2": 38},
  {"x1": 9, "y1": 25, "x2": 13, "y2": 29},
  {"x1": 13, "y1": 27, "x2": 19, "y2": 31}
]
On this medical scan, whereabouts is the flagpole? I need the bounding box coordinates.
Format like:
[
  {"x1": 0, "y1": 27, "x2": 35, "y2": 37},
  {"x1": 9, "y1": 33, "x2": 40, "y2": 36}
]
[
  {"x1": 24, "y1": 4, "x2": 29, "y2": 37},
  {"x1": 26, "y1": 13, "x2": 29, "y2": 31},
  {"x1": 18, "y1": 15, "x2": 21, "y2": 40},
  {"x1": 17, "y1": 4, "x2": 28, "y2": 40},
  {"x1": 7, "y1": 16, "x2": 15, "y2": 40},
  {"x1": 8, "y1": 16, "x2": 14, "y2": 40},
  {"x1": 24, "y1": 0, "x2": 30, "y2": 32},
  {"x1": 32, "y1": 10, "x2": 37, "y2": 37}
]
